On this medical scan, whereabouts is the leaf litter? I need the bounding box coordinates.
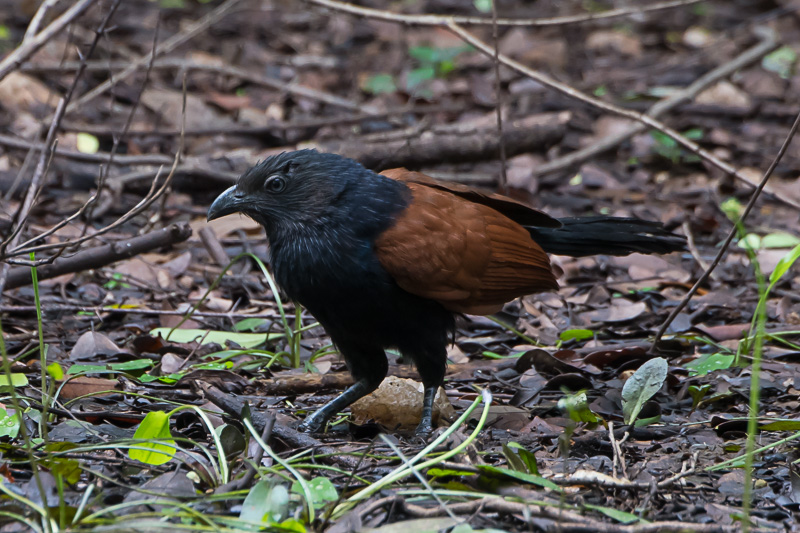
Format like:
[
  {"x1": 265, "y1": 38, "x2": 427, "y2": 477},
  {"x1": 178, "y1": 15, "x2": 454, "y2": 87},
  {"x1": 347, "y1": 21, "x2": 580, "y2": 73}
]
[{"x1": 0, "y1": 0, "x2": 799, "y2": 531}]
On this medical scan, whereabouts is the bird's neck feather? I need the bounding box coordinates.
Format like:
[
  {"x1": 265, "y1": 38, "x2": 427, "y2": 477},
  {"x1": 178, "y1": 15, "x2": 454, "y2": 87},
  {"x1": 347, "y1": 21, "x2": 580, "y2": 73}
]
[{"x1": 265, "y1": 171, "x2": 409, "y2": 296}]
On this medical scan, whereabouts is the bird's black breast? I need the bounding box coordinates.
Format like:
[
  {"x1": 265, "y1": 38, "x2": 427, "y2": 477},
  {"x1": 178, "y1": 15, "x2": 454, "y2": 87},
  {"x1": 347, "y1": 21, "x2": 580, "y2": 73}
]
[{"x1": 266, "y1": 175, "x2": 453, "y2": 352}]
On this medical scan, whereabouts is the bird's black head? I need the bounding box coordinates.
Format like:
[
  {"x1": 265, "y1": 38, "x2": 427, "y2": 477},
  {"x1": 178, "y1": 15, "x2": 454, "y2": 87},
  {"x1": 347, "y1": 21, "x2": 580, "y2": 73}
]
[{"x1": 207, "y1": 149, "x2": 371, "y2": 234}]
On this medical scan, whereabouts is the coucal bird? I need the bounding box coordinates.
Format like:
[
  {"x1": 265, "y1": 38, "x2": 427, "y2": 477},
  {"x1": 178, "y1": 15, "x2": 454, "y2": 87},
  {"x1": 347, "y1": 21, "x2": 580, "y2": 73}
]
[{"x1": 207, "y1": 150, "x2": 685, "y2": 434}]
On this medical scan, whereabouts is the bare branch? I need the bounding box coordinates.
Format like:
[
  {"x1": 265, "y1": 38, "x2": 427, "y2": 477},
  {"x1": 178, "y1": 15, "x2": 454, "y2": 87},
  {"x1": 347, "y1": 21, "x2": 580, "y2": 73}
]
[
  {"x1": 0, "y1": 0, "x2": 97, "y2": 82},
  {"x1": 652, "y1": 108, "x2": 800, "y2": 350},
  {"x1": 306, "y1": 0, "x2": 703, "y2": 27}
]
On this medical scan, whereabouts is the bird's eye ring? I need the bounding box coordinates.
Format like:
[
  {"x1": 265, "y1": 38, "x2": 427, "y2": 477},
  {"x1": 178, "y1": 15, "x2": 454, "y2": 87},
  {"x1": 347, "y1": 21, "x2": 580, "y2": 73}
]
[{"x1": 265, "y1": 175, "x2": 286, "y2": 193}]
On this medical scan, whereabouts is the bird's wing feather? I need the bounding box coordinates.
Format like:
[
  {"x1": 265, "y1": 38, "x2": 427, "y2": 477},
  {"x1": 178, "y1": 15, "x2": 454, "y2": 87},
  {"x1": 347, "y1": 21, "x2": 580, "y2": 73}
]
[
  {"x1": 374, "y1": 180, "x2": 558, "y2": 315},
  {"x1": 380, "y1": 168, "x2": 561, "y2": 229}
]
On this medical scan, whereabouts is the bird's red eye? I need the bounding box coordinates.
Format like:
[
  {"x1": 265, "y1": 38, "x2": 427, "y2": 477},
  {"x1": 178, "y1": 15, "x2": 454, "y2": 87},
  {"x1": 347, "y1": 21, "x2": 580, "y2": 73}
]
[{"x1": 265, "y1": 176, "x2": 286, "y2": 193}]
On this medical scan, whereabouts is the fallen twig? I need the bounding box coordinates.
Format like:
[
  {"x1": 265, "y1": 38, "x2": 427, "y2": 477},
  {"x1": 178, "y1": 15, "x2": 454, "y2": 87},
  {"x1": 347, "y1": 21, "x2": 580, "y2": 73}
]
[
  {"x1": 446, "y1": 22, "x2": 786, "y2": 200},
  {"x1": 306, "y1": 0, "x2": 702, "y2": 27},
  {"x1": 530, "y1": 28, "x2": 780, "y2": 180},
  {"x1": 313, "y1": 112, "x2": 570, "y2": 170},
  {"x1": 653, "y1": 107, "x2": 800, "y2": 349},
  {"x1": 65, "y1": 0, "x2": 242, "y2": 115},
  {"x1": 0, "y1": 0, "x2": 97, "y2": 82},
  {"x1": 4, "y1": 223, "x2": 192, "y2": 290}
]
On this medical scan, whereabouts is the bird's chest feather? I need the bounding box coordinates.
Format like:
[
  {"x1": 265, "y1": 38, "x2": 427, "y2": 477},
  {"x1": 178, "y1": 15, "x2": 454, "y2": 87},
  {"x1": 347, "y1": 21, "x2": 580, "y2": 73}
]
[{"x1": 269, "y1": 227, "x2": 392, "y2": 306}]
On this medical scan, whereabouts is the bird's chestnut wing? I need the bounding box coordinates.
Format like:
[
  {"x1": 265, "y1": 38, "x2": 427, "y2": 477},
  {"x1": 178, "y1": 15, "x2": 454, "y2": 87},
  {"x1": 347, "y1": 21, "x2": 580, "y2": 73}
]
[
  {"x1": 380, "y1": 168, "x2": 561, "y2": 228},
  {"x1": 374, "y1": 181, "x2": 558, "y2": 315}
]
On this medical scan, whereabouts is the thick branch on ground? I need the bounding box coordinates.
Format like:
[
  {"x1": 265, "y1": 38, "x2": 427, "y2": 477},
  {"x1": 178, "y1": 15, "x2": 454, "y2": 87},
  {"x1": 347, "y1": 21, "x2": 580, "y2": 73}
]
[
  {"x1": 4, "y1": 223, "x2": 192, "y2": 290},
  {"x1": 196, "y1": 382, "x2": 382, "y2": 473},
  {"x1": 312, "y1": 112, "x2": 569, "y2": 170}
]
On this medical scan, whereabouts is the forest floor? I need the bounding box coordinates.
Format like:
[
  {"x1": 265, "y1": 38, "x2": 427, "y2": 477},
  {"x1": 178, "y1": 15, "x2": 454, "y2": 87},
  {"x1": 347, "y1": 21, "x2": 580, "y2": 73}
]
[{"x1": 1, "y1": 0, "x2": 799, "y2": 531}]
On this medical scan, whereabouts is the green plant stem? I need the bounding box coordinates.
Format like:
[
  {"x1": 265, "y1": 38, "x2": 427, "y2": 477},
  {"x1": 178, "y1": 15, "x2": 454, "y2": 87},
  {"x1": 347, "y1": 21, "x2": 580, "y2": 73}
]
[
  {"x1": 343, "y1": 389, "x2": 492, "y2": 509},
  {"x1": 167, "y1": 405, "x2": 230, "y2": 485},
  {"x1": 487, "y1": 315, "x2": 542, "y2": 346},
  {"x1": 242, "y1": 416, "x2": 315, "y2": 523},
  {"x1": 707, "y1": 431, "x2": 800, "y2": 471},
  {"x1": 29, "y1": 253, "x2": 49, "y2": 442},
  {"x1": 0, "y1": 289, "x2": 53, "y2": 532}
]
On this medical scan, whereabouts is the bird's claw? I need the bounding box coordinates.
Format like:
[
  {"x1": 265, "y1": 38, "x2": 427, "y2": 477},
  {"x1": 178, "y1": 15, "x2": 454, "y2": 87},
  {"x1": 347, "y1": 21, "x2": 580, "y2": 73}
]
[{"x1": 414, "y1": 421, "x2": 434, "y2": 435}]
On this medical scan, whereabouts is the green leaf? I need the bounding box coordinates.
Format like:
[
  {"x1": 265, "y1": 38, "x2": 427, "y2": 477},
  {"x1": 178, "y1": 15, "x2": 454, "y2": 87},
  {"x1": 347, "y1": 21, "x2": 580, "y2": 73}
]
[
  {"x1": 737, "y1": 233, "x2": 761, "y2": 250},
  {"x1": 651, "y1": 130, "x2": 677, "y2": 149},
  {"x1": 44, "y1": 443, "x2": 81, "y2": 484},
  {"x1": 760, "y1": 420, "x2": 800, "y2": 431},
  {"x1": 685, "y1": 352, "x2": 735, "y2": 376},
  {"x1": 683, "y1": 128, "x2": 704, "y2": 140},
  {"x1": 427, "y1": 467, "x2": 476, "y2": 478},
  {"x1": 66, "y1": 364, "x2": 108, "y2": 375},
  {"x1": 409, "y1": 46, "x2": 438, "y2": 64},
  {"x1": 217, "y1": 424, "x2": 246, "y2": 457},
  {"x1": 0, "y1": 408, "x2": 20, "y2": 439},
  {"x1": 584, "y1": 503, "x2": 643, "y2": 524},
  {"x1": 476, "y1": 465, "x2": 560, "y2": 491},
  {"x1": 769, "y1": 244, "x2": 800, "y2": 286},
  {"x1": 406, "y1": 67, "x2": 436, "y2": 90},
  {"x1": 688, "y1": 384, "x2": 711, "y2": 410},
  {"x1": 150, "y1": 327, "x2": 281, "y2": 349},
  {"x1": 47, "y1": 362, "x2": 64, "y2": 380},
  {"x1": 0, "y1": 374, "x2": 28, "y2": 388},
  {"x1": 130, "y1": 411, "x2": 176, "y2": 465},
  {"x1": 559, "y1": 329, "x2": 594, "y2": 342},
  {"x1": 241, "y1": 481, "x2": 289, "y2": 524},
  {"x1": 558, "y1": 391, "x2": 599, "y2": 424},
  {"x1": 361, "y1": 73, "x2": 397, "y2": 95},
  {"x1": 277, "y1": 518, "x2": 307, "y2": 533},
  {"x1": 621, "y1": 357, "x2": 668, "y2": 425},
  {"x1": 233, "y1": 317, "x2": 270, "y2": 332},
  {"x1": 291, "y1": 476, "x2": 337, "y2": 509},
  {"x1": 505, "y1": 441, "x2": 539, "y2": 475},
  {"x1": 76, "y1": 133, "x2": 99, "y2": 154},
  {"x1": 502, "y1": 443, "x2": 528, "y2": 473},
  {"x1": 634, "y1": 413, "x2": 661, "y2": 427},
  {"x1": 762, "y1": 46, "x2": 797, "y2": 79},
  {"x1": 0, "y1": 26, "x2": 10, "y2": 40},
  {"x1": 761, "y1": 233, "x2": 800, "y2": 249},
  {"x1": 473, "y1": 0, "x2": 492, "y2": 13},
  {"x1": 720, "y1": 197, "x2": 743, "y2": 220},
  {"x1": 110, "y1": 359, "x2": 153, "y2": 372}
]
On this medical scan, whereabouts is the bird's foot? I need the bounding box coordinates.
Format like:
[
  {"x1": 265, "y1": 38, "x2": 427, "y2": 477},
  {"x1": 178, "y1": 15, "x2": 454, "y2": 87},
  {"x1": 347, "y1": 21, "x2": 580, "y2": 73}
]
[
  {"x1": 297, "y1": 410, "x2": 328, "y2": 433},
  {"x1": 414, "y1": 419, "x2": 435, "y2": 435}
]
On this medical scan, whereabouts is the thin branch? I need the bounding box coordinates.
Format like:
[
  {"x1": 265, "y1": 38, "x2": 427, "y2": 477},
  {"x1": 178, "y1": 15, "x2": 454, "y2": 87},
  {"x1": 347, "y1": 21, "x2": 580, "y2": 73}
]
[
  {"x1": 65, "y1": 0, "x2": 242, "y2": 114},
  {"x1": 446, "y1": 21, "x2": 787, "y2": 199},
  {"x1": 306, "y1": 0, "x2": 703, "y2": 27},
  {"x1": 0, "y1": 98, "x2": 65, "y2": 296},
  {"x1": 23, "y1": 0, "x2": 61, "y2": 42},
  {"x1": 531, "y1": 27, "x2": 780, "y2": 179},
  {"x1": 0, "y1": 0, "x2": 97, "y2": 82},
  {"x1": 652, "y1": 107, "x2": 800, "y2": 350},
  {"x1": 4, "y1": 224, "x2": 192, "y2": 290}
]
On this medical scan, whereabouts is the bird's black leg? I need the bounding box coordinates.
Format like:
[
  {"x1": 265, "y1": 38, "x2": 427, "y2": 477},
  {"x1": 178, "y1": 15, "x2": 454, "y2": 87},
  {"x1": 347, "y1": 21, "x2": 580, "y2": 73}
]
[
  {"x1": 298, "y1": 341, "x2": 387, "y2": 433},
  {"x1": 417, "y1": 385, "x2": 437, "y2": 434},
  {"x1": 298, "y1": 379, "x2": 373, "y2": 433},
  {"x1": 408, "y1": 345, "x2": 447, "y2": 435}
]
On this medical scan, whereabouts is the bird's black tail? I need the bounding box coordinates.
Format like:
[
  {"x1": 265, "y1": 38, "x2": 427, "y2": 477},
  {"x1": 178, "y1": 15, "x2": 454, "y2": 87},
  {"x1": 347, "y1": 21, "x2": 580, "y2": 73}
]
[{"x1": 527, "y1": 216, "x2": 686, "y2": 257}]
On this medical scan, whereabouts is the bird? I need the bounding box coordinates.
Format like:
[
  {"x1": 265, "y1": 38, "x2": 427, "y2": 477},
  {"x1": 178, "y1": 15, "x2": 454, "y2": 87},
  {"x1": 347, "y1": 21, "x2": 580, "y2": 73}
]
[{"x1": 207, "y1": 149, "x2": 685, "y2": 434}]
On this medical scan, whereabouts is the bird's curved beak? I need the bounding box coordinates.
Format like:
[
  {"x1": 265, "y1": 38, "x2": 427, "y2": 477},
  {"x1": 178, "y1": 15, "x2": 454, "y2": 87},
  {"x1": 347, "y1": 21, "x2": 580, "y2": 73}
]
[{"x1": 207, "y1": 185, "x2": 242, "y2": 221}]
